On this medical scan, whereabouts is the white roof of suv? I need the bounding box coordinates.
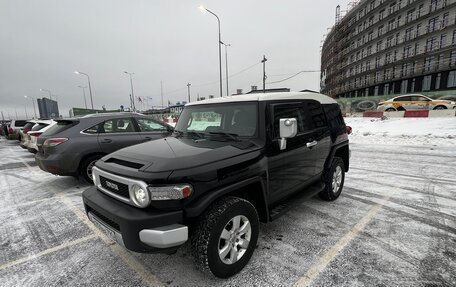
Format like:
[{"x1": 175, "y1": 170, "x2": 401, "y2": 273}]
[{"x1": 185, "y1": 92, "x2": 337, "y2": 106}]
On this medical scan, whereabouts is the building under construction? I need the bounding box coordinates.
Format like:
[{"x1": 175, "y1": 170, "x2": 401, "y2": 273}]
[{"x1": 321, "y1": 0, "x2": 456, "y2": 99}]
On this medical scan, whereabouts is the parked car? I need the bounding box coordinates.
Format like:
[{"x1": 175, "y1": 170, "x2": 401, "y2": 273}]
[
  {"x1": 1, "y1": 121, "x2": 11, "y2": 137},
  {"x1": 27, "y1": 120, "x2": 55, "y2": 153},
  {"x1": 437, "y1": 95, "x2": 456, "y2": 102},
  {"x1": 377, "y1": 94, "x2": 456, "y2": 111},
  {"x1": 35, "y1": 113, "x2": 173, "y2": 183},
  {"x1": 19, "y1": 120, "x2": 39, "y2": 149},
  {"x1": 7, "y1": 120, "x2": 27, "y2": 140},
  {"x1": 82, "y1": 92, "x2": 350, "y2": 278}
]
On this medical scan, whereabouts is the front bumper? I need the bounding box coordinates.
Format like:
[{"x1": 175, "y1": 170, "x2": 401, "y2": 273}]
[{"x1": 82, "y1": 186, "x2": 188, "y2": 253}]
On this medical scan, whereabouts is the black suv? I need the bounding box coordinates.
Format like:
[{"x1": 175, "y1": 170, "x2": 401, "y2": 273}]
[
  {"x1": 35, "y1": 113, "x2": 173, "y2": 183},
  {"x1": 82, "y1": 92, "x2": 350, "y2": 278}
]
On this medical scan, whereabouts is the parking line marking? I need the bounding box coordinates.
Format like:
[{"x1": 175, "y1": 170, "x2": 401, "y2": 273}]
[
  {"x1": 0, "y1": 235, "x2": 97, "y2": 271},
  {"x1": 9, "y1": 147, "x2": 34, "y2": 173},
  {"x1": 1, "y1": 191, "x2": 82, "y2": 212},
  {"x1": 293, "y1": 194, "x2": 392, "y2": 287},
  {"x1": 59, "y1": 197, "x2": 164, "y2": 287}
]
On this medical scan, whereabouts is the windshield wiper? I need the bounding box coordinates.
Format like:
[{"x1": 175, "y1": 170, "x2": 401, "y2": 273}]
[{"x1": 208, "y1": 132, "x2": 240, "y2": 142}]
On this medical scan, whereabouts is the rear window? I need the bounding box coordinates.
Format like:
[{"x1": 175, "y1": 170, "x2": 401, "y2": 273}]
[
  {"x1": 32, "y1": 123, "x2": 48, "y2": 131},
  {"x1": 14, "y1": 120, "x2": 27, "y2": 127},
  {"x1": 44, "y1": 121, "x2": 77, "y2": 136},
  {"x1": 23, "y1": 122, "x2": 35, "y2": 130}
]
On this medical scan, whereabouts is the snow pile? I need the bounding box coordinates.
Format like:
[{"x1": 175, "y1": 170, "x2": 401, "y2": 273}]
[{"x1": 345, "y1": 117, "x2": 456, "y2": 146}]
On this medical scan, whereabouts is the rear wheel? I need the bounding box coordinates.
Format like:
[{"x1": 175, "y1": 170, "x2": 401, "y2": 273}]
[
  {"x1": 191, "y1": 196, "x2": 259, "y2": 278},
  {"x1": 319, "y1": 157, "x2": 345, "y2": 201},
  {"x1": 434, "y1": 105, "x2": 447, "y2": 110},
  {"x1": 80, "y1": 155, "x2": 102, "y2": 184},
  {"x1": 385, "y1": 108, "x2": 396, "y2": 112}
]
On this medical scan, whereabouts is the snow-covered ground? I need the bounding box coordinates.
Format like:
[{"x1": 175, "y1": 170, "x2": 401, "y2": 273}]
[{"x1": 345, "y1": 117, "x2": 456, "y2": 146}]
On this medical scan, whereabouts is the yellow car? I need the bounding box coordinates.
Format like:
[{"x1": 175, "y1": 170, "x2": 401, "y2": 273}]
[{"x1": 377, "y1": 94, "x2": 456, "y2": 112}]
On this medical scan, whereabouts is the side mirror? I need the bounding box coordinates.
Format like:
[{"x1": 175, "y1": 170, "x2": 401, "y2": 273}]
[{"x1": 279, "y1": 118, "x2": 297, "y2": 150}]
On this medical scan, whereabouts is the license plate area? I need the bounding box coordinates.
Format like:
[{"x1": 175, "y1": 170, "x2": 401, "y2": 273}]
[{"x1": 88, "y1": 212, "x2": 117, "y2": 242}]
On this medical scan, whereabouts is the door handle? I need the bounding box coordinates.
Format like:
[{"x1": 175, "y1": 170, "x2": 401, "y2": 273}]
[
  {"x1": 306, "y1": 140, "x2": 318, "y2": 148},
  {"x1": 100, "y1": 139, "x2": 112, "y2": 143}
]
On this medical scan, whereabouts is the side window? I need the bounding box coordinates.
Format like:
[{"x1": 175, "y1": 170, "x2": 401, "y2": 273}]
[
  {"x1": 396, "y1": 96, "x2": 411, "y2": 101},
  {"x1": 272, "y1": 104, "x2": 309, "y2": 138},
  {"x1": 101, "y1": 118, "x2": 135, "y2": 133},
  {"x1": 83, "y1": 124, "x2": 100, "y2": 134},
  {"x1": 136, "y1": 118, "x2": 167, "y2": 132},
  {"x1": 307, "y1": 101, "x2": 327, "y2": 128},
  {"x1": 412, "y1": 96, "x2": 430, "y2": 101}
]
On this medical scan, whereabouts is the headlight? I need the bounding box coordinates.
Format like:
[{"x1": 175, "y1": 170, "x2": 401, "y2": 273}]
[
  {"x1": 147, "y1": 184, "x2": 193, "y2": 200},
  {"x1": 131, "y1": 184, "x2": 150, "y2": 208}
]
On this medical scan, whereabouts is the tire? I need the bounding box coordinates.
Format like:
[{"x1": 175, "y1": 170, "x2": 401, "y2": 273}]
[
  {"x1": 80, "y1": 154, "x2": 102, "y2": 184},
  {"x1": 434, "y1": 105, "x2": 447, "y2": 110},
  {"x1": 385, "y1": 108, "x2": 396, "y2": 112},
  {"x1": 319, "y1": 157, "x2": 345, "y2": 201},
  {"x1": 191, "y1": 196, "x2": 259, "y2": 278}
]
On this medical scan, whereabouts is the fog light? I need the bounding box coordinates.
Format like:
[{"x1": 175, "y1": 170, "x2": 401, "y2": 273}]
[{"x1": 131, "y1": 184, "x2": 150, "y2": 208}]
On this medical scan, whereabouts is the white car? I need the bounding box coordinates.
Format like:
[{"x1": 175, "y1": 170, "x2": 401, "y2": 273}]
[
  {"x1": 27, "y1": 120, "x2": 56, "y2": 153},
  {"x1": 377, "y1": 94, "x2": 456, "y2": 112}
]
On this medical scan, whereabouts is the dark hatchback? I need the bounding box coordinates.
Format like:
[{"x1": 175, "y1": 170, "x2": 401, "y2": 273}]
[{"x1": 35, "y1": 113, "x2": 173, "y2": 183}]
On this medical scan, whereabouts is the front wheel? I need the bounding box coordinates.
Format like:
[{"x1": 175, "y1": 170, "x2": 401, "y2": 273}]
[
  {"x1": 385, "y1": 108, "x2": 396, "y2": 112},
  {"x1": 319, "y1": 157, "x2": 345, "y2": 201},
  {"x1": 191, "y1": 196, "x2": 259, "y2": 278},
  {"x1": 434, "y1": 105, "x2": 447, "y2": 110}
]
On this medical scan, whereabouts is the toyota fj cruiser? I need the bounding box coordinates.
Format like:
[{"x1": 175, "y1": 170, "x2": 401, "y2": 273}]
[{"x1": 82, "y1": 92, "x2": 350, "y2": 278}]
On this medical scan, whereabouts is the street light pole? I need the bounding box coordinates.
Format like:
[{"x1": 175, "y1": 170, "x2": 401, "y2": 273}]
[
  {"x1": 74, "y1": 71, "x2": 94, "y2": 110},
  {"x1": 261, "y1": 55, "x2": 268, "y2": 93},
  {"x1": 78, "y1": 86, "x2": 88, "y2": 109},
  {"x1": 40, "y1": 88, "x2": 52, "y2": 100},
  {"x1": 187, "y1": 83, "x2": 191, "y2": 103},
  {"x1": 221, "y1": 41, "x2": 231, "y2": 96},
  {"x1": 200, "y1": 6, "x2": 223, "y2": 98},
  {"x1": 24, "y1": 95, "x2": 37, "y2": 118},
  {"x1": 23, "y1": 99, "x2": 28, "y2": 119},
  {"x1": 124, "y1": 71, "x2": 135, "y2": 111}
]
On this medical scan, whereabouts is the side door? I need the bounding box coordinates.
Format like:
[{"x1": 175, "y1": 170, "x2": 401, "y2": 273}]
[
  {"x1": 98, "y1": 117, "x2": 142, "y2": 154},
  {"x1": 134, "y1": 117, "x2": 172, "y2": 141},
  {"x1": 306, "y1": 100, "x2": 332, "y2": 175},
  {"x1": 410, "y1": 95, "x2": 431, "y2": 110},
  {"x1": 394, "y1": 96, "x2": 412, "y2": 110},
  {"x1": 267, "y1": 102, "x2": 319, "y2": 205}
]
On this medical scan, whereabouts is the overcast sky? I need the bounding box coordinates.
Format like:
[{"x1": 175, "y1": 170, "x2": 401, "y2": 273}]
[{"x1": 0, "y1": 0, "x2": 351, "y2": 118}]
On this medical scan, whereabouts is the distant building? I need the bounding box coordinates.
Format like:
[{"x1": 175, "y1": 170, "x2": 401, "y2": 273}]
[
  {"x1": 170, "y1": 104, "x2": 185, "y2": 114},
  {"x1": 246, "y1": 87, "x2": 290, "y2": 94},
  {"x1": 321, "y1": 0, "x2": 456, "y2": 98},
  {"x1": 37, "y1": 98, "x2": 59, "y2": 119}
]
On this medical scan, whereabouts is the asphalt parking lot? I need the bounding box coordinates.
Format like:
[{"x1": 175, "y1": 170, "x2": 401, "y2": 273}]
[{"x1": 0, "y1": 138, "x2": 455, "y2": 287}]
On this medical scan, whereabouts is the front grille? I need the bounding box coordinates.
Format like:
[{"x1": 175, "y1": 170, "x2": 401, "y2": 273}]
[
  {"x1": 88, "y1": 207, "x2": 120, "y2": 231},
  {"x1": 99, "y1": 176, "x2": 130, "y2": 199}
]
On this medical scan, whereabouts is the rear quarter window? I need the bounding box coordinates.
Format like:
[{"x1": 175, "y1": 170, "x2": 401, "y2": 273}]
[
  {"x1": 14, "y1": 120, "x2": 27, "y2": 127},
  {"x1": 307, "y1": 101, "x2": 327, "y2": 128}
]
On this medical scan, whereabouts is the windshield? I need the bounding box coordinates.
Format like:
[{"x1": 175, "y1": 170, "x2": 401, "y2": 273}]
[{"x1": 175, "y1": 102, "x2": 258, "y2": 138}]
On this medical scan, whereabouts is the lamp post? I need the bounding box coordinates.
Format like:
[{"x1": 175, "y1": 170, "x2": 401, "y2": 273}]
[
  {"x1": 74, "y1": 71, "x2": 94, "y2": 110},
  {"x1": 220, "y1": 41, "x2": 231, "y2": 96},
  {"x1": 124, "y1": 71, "x2": 135, "y2": 111},
  {"x1": 23, "y1": 97, "x2": 29, "y2": 118},
  {"x1": 40, "y1": 88, "x2": 52, "y2": 100},
  {"x1": 24, "y1": 95, "x2": 37, "y2": 118},
  {"x1": 187, "y1": 83, "x2": 191, "y2": 103},
  {"x1": 78, "y1": 86, "x2": 88, "y2": 109},
  {"x1": 199, "y1": 5, "x2": 223, "y2": 98}
]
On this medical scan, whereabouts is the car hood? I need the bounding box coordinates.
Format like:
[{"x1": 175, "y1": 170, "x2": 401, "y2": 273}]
[{"x1": 100, "y1": 136, "x2": 261, "y2": 173}]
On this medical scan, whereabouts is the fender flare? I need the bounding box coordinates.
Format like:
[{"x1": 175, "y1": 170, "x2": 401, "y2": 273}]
[
  {"x1": 324, "y1": 141, "x2": 349, "y2": 171},
  {"x1": 185, "y1": 176, "x2": 269, "y2": 221}
]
